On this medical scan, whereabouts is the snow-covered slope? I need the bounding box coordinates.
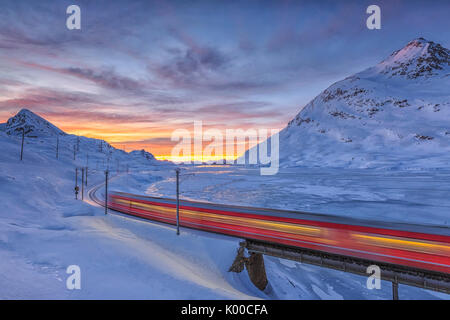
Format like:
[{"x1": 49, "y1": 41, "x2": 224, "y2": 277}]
[{"x1": 249, "y1": 38, "x2": 450, "y2": 169}]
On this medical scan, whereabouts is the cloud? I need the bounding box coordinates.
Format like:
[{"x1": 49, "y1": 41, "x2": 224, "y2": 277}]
[
  {"x1": 151, "y1": 45, "x2": 278, "y2": 93},
  {"x1": 63, "y1": 67, "x2": 145, "y2": 92},
  {"x1": 0, "y1": 88, "x2": 98, "y2": 109},
  {"x1": 42, "y1": 109, "x2": 161, "y2": 125},
  {"x1": 13, "y1": 60, "x2": 153, "y2": 96},
  {"x1": 153, "y1": 45, "x2": 230, "y2": 87}
]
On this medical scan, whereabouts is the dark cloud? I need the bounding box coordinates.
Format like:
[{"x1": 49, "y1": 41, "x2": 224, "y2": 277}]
[
  {"x1": 64, "y1": 67, "x2": 144, "y2": 92},
  {"x1": 196, "y1": 101, "x2": 272, "y2": 113},
  {"x1": 154, "y1": 46, "x2": 229, "y2": 86},
  {"x1": 124, "y1": 136, "x2": 174, "y2": 145},
  {"x1": 205, "y1": 80, "x2": 277, "y2": 92},
  {"x1": 152, "y1": 44, "x2": 279, "y2": 93},
  {"x1": 195, "y1": 101, "x2": 282, "y2": 121},
  {"x1": 0, "y1": 88, "x2": 99, "y2": 109},
  {"x1": 42, "y1": 109, "x2": 161, "y2": 124}
]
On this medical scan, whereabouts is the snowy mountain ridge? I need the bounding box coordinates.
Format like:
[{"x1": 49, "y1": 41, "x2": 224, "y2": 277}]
[
  {"x1": 251, "y1": 38, "x2": 450, "y2": 169},
  {"x1": 0, "y1": 108, "x2": 166, "y2": 167},
  {"x1": 129, "y1": 149, "x2": 157, "y2": 161},
  {"x1": 3, "y1": 108, "x2": 67, "y2": 137},
  {"x1": 374, "y1": 37, "x2": 450, "y2": 79}
]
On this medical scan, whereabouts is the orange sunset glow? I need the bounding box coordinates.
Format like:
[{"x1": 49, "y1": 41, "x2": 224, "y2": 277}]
[{"x1": 0, "y1": 109, "x2": 281, "y2": 162}]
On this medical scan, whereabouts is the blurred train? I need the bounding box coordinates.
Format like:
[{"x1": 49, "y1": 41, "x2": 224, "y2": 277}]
[{"x1": 108, "y1": 191, "x2": 450, "y2": 275}]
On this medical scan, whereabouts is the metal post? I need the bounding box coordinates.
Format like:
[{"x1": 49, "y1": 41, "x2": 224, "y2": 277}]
[
  {"x1": 56, "y1": 136, "x2": 59, "y2": 159},
  {"x1": 81, "y1": 168, "x2": 84, "y2": 200},
  {"x1": 85, "y1": 166, "x2": 88, "y2": 186},
  {"x1": 176, "y1": 168, "x2": 180, "y2": 235},
  {"x1": 105, "y1": 170, "x2": 109, "y2": 215},
  {"x1": 20, "y1": 128, "x2": 24, "y2": 161},
  {"x1": 75, "y1": 168, "x2": 78, "y2": 200},
  {"x1": 392, "y1": 277, "x2": 399, "y2": 300}
]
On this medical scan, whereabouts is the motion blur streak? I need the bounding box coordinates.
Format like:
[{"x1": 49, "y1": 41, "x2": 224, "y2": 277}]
[
  {"x1": 108, "y1": 192, "x2": 450, "y2": 275},
  {"x1": 352, "y1": 234, "x2": 450, "y2": 255}
]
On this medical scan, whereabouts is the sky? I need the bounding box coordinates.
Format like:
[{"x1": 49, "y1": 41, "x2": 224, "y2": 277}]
[{"x1": 0, "y1": 0, "x2": 449, "y2": 160}]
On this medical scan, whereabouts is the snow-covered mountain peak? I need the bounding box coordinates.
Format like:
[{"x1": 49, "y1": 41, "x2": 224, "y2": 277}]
[
  {"x1": 249, "y1": 37, "x2": 450, "y2": 170},
  {"x1": 375, "y1": 38, "x2": 449, "y2": 79},
  {"x1": 3, "y1": 108, "x2": 67, "y2": 137}
]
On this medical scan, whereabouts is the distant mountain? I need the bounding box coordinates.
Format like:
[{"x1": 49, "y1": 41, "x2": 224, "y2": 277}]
[
  {"x1": 129, "y1": 149, "x2": 157, "y2": 161},
  {"x1": 245, "y1": 38, "x2": 450, "y2": 169},
  {"x1": 0, "y1": 108, "x2": 167, "y2": 166},
  {"x1": 2, "y1": 108, "x2": 67, "y2": 137}
]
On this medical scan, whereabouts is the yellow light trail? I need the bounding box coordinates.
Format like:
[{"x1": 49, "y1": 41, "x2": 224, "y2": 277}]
[
  {"x1": 115, "y1": 198, "x2": 324, "y2": 238},
  {"x1": 352, "y1": 234, "x2": 450, "y2": 255}
]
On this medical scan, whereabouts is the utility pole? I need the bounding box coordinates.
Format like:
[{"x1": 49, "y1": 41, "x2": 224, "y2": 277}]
[
  {"x1": 85, "y1": 166, "x2": 88, "y2": 186},
  {"x1": 81, "y1": 167, "x2": 84, "y2": 200},
  {"x1": 75, "y1": 168, "x2": 79, "y2": 200},
  {"x1": 107, "y1": 152, "x2": 111, "y2": 170},
  {"x1": 20, "y1": 128, "x2": 25, "y2": 161},
  {"x1": 176, "y1": 168, "x2": 180, "y2": 235},
  {"x1": 73, "y1": 145, "x2": 76, "y2": 160},
  {"x1": 105, "y1": 170, "x2": 109, "y2": 215},
  {"x1": 56, "y1": 135, "x2": 59, "y2": 159}
]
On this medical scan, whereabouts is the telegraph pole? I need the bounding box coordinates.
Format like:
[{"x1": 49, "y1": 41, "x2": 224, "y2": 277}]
[
  {"x1": 20, "y1": 128, "x2": 25, "y2": 161},
  {"x1": 105, "y1": 170, "x2": 109, "y2": 215},
  {"x1": 176, "y1": 168, "x2": 180, "y2": 235},
  {"x1": 81, "y1": 167, "x2": 84, "y2": 200},
  {"x1": 56, "y1": 135, "x2": 59, "y2": 159},
  {"x1": 75, "y1": 168, "x2": 79, "y2": 200}
]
